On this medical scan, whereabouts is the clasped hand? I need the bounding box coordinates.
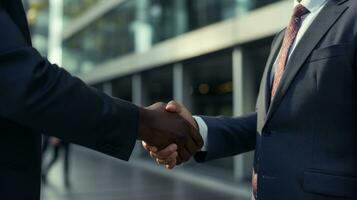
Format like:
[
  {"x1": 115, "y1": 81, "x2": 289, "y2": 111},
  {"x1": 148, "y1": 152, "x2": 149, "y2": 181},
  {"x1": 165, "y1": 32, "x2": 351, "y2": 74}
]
[{"x1": 138, "y1": 101, "x2": 200, "y2": 169}]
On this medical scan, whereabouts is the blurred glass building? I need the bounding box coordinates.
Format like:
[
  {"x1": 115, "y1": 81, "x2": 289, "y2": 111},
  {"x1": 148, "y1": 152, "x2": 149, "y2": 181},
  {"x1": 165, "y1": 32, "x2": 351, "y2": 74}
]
[{"x1": 27, "y1": 0, "x2": 293, "y2": 199}]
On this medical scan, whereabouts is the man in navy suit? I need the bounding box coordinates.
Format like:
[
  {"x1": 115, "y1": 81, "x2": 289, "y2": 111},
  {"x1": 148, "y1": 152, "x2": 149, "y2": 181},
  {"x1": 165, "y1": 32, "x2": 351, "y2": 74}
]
[
  {"x1": 145, "y1": 0, "x2": 357, "y2": 199},
  {"x1": 0, "y1": 1, "x2": 203, "y2": 199}
]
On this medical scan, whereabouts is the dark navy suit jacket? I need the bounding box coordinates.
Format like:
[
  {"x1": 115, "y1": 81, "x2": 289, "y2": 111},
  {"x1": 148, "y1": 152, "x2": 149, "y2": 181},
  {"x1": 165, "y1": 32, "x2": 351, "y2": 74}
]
[
  {"x1": 0, "y1": 1, "x2": 138, "y2": 199},
  {"x1": 196, "y1": 1, "x2": 357, "y2": 199}
]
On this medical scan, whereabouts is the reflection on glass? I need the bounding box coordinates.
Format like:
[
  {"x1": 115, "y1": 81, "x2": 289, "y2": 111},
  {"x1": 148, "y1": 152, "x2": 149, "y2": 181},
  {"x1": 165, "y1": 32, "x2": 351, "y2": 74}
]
[
  {"x1": 63, "y1": 0, "x2": 282, "y2": 74},
  {"x1": 63, "y1": 0, "x2": 103, "y2": 23},
  {"x1": 184, "y1": 51, "x2": 233, "y2": 170},
  {"x1": 27, "y1": 1, "x2": 50, "y2": 55},
  {"x1": 141, "y1": 67, "x2": 173, "y2": 106},
  {"x1": 112, "y1": 76, "x2": 133, "y2": 102}
]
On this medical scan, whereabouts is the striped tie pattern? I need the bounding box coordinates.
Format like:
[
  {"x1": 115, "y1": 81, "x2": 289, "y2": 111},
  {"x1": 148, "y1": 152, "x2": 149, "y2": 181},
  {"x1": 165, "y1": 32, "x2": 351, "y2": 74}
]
[{"x1": 271, "y1": 4, "x2": 310, "y2": 98}]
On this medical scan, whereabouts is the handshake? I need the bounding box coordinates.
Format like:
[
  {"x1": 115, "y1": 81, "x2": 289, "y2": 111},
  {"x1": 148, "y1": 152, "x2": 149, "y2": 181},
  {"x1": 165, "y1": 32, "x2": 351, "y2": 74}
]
[{"x1": 138, "y1": 101, "x2": 202, "y2": 169}]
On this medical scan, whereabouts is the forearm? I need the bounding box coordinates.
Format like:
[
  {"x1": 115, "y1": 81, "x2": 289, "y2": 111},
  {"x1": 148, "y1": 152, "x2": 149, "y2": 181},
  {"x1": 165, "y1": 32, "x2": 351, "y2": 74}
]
[
  {"x1": 194, "y1": 113, "x2": 257, "y2": 162},
  {"x1": 0, "y1": 47, "x2": 139, "y2": 160},
  {"x1": 0, "y1": 5, "x2": 203, "y2": 163}
]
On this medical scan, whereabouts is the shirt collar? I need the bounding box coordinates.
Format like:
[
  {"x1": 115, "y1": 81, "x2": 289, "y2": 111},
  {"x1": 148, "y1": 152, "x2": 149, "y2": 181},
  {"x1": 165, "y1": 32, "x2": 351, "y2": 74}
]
[{"x1": 294, "y1": 0, "x2": 328, "y2": 13}]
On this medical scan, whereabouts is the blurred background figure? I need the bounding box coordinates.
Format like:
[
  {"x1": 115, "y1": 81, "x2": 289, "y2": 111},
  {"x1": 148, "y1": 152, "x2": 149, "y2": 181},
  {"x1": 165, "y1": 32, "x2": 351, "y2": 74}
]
[{"x1": 42, "y1": 136, "x2": 71, "y2": 188}]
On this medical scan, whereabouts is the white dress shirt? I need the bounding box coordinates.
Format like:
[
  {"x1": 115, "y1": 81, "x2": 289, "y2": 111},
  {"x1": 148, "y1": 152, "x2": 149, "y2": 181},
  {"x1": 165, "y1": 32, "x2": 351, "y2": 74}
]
[{"x1": 195, "y1": 0, "x2": 329, "y2": 151}]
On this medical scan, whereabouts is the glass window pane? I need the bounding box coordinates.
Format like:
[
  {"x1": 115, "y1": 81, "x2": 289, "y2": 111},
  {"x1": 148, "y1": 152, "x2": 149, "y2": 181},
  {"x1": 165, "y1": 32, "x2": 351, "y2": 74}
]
[{"x1": 62, "y1": 0, "x2": 284, "y2": 74}]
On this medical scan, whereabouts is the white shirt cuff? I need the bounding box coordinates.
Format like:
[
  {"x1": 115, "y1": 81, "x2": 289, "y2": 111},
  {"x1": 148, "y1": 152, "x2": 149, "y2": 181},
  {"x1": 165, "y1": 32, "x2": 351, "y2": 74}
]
[{"x1": 193, "y1": 116, "x2": 208, "y2": 151}]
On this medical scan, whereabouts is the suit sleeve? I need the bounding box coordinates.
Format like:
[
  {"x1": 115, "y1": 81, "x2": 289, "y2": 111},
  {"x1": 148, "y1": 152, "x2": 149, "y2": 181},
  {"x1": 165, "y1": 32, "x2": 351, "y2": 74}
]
[
  {"x1": 193, "y1": 30, "x2": 287, "y2": 162},
  {"x1": 195, "y1": 113, "x2": 257, "y2": 162},
  {"x1": 0, "y1": 7, "x2": 138, "y2": 161}
]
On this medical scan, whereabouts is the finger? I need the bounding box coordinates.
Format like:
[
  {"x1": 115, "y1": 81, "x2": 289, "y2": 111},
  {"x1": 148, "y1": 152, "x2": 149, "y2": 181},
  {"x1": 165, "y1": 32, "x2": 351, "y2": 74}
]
[
  {"x1": 147, "y1": 102, "x2": 166, "y2": 111},
  {"x1": 151, "y1": 151, "x2": 177, "y2": 165},
  {"x1": 142, "y1": 141, "x2": 150, "y2": 151},
  {"x1": 150, "y1": 151, "x2": 156, "y2": 159},
  {"x1": 151, "y1": 144, "x2": 177, "y2": 160},
  {"x1": 156, "y1": 158, "x2": 166, "y2": 165},
  {"x1": 150, "y1": 146, "x2": 158, "y2": 153},
  {"x1": 156, "y1": 158, "x2": 176, "y2": 166},
  {"x1": 166, "y1": 100, "x2": 182, "y2": 113},
  {"x1": 156, "y1": 155, "x2": 176, "y2": 166},
  {"x1": 150, "y1": 151, "x2": 164, "y2": 160},
  {"x1": 166, "y1": 159, "x2": 177, "y2": 170},
  {"x1": 142, "y1": 141, "x2": 158, "y2": 153},
  {"x1": 165, "y1": 152, "x2": 178, "y2": 164},
  {"x1": 160, "y1": 151, "x2": 178, "y2": 167}
]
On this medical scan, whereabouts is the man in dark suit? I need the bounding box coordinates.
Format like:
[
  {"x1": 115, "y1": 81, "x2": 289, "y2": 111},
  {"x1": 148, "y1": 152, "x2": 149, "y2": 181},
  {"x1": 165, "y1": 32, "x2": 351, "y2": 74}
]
[
  {"x1": 145, "y1": 0, "x2": 357, "y2": 199},
  {"x1": 0, "y1": 1, "x2": 203, "y2": 199}
]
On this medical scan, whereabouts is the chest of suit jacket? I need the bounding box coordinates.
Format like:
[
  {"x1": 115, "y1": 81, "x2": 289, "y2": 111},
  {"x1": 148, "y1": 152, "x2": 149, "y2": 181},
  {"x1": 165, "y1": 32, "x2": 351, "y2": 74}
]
[{"x1": 254, "y1": 1, "x2": 357, "y2": 200}]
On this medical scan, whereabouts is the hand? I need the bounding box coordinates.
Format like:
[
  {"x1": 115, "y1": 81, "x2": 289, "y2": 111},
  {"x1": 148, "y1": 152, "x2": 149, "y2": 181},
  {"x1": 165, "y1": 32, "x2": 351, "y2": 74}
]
[
  {"x1": 166, "y1": 101, "x2": 197, "y2": 130},
  {"x1": 142, "y1": 142, "x2": 178, "y2": 169},
  {"x1": 142, "y1": 101, "x2": 202, "y2": 169},
  {"x1": 165, "y1": 100, "x2": 200, "y2": 165},
  {"x1": 138, "y1": 102, "x2": 202, "y2": 162}
]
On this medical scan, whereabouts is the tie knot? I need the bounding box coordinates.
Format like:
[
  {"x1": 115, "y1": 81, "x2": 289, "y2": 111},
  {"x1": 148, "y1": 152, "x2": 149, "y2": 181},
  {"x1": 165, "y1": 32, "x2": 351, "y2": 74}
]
[{"x1": 293, "y1": 4, "x2": 310, "y2": 18}]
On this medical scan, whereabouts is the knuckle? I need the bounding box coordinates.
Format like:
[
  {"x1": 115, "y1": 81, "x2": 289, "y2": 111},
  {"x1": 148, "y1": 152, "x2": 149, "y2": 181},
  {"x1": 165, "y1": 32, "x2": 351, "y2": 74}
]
[
  {"x1": 150, "y1": 152, "x2": 157, "y2": 158},
  {"x1": 156, "y1": 102, "x2": 166, "y2": 107},
  {"x1": 168, "y1": 100, "x2": 176, "y2": 104},
  {"x1": 169, "y1": 154, "x2": 177, "y2": 160},
  {"x1": 169, "y1": 145, "x2": 177, "y2": 152},
  {"x1": 159, "y1": 152, "x2": 169, "y2": 158}
]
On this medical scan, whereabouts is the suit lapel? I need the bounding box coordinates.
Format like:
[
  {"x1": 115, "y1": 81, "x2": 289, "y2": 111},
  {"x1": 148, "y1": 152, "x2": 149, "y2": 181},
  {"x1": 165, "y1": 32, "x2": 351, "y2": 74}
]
[
  {"x1": 257, "y1": 31, "x2": 284, "y2": 133},
  {"x1": 264, "y1": 0, "x2": 349, "y2": 125}
]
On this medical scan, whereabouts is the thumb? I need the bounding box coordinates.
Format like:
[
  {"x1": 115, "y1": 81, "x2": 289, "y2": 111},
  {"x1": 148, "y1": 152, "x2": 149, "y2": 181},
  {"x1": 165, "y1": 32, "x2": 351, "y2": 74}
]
[{"x1": 165, "y1": 100, "x2": 182, "y2": 113}]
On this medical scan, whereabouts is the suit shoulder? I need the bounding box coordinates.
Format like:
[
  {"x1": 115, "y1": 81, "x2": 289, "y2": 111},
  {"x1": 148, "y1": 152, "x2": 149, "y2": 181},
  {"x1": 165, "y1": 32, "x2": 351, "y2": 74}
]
[
  {"x1": 343, "y1": 0, "x2": 357, "y2": 37},
  {"x1": 345, "y1": 0, "x2": 357, "y2": 9}
]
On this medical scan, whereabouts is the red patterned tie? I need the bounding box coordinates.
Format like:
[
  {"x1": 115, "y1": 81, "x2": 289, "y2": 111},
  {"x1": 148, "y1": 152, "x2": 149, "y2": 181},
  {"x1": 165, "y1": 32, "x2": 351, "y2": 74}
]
[
  {"x1": 252, "y1": 4, "x2": 310, "y2": 200},
  {"x1": 271, "y1": 4, "x2": 310, "y2": 98}
]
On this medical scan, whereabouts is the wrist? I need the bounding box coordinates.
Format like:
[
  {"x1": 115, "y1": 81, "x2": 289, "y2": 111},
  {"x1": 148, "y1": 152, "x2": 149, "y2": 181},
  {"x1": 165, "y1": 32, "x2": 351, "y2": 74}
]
[
  {"x1": 192, "y1": 116, "x2": 208, "y2": 151},
  {"x1": 138, "y1": 107, "x2": 152, "y2": 141}
]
